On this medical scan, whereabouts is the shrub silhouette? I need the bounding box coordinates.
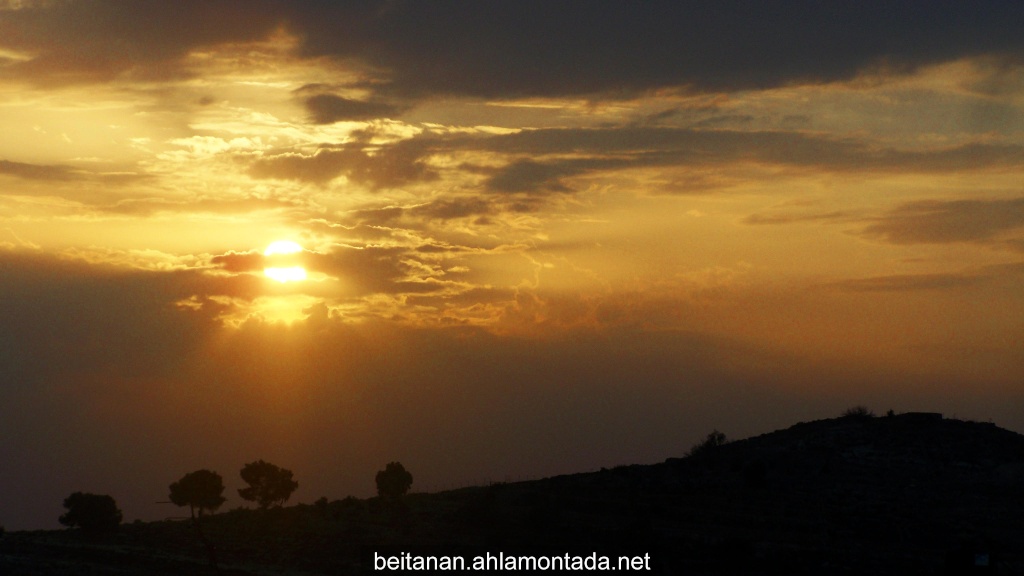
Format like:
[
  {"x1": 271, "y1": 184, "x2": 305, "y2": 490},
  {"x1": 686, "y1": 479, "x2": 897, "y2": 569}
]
[
  {"x1": 169, "y1": 469, "x2": 226, "y2": 520},
  {"x1": 58, "y1": 492, "x2": 122, "y2": 534},
  {"x1": 688, "y1": 429, "x2": 728, "y2": 458},
  {"x1": 238, "y1": 459, "x2": 299, "y2": 509},
  {"x1": 841, "y1": 405, "x2": 875, "y2": 419},
  {"x1": 375, "y1": 461, "x2": 413, "y2": 500}
]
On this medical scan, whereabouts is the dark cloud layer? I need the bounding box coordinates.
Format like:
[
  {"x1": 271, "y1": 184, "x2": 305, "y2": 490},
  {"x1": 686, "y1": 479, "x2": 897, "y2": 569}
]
[
  {"x1": 862, "y1": 197, "x2": 1024, "y2": 244},
  {"x1": 477, "y1": 128, "x2": 1024, "y2": 174},
  {"x1": 485, "y1": 159, "x2": 595, "y2": 194},
  {"x1": 0, "y1": 159, "x2": 81, "y2": 181},
  {"x1": 300, "y1": 92, "x2": 409, "y2": 123},
  {"x1": 410, "y1": 197, "x2": 493, "y2": 220},
  {"x1": 0, "y1": 0, "x2": 283, "y2": 84},
  {"x1": 5, "y1": 1, "x2": 1024, "y2": 95},
  {"x1": 743, "y1": 211, "x2": 850, "y2": 226},
  {"x1": 0, "y1": 159, "x2": 150, "y2": 189},
  {"x1": 827, "y1": 272, "x2": 982, "y2": 293},
  {"x1": 287, "y1": 1, "x2": 1024, "y2": 98},
  {"x1": 826, "y1": 261, "x2": 1024, "y2": 296},
  {"x1": 479, "y1": 131, "x2": 1022, "y2": 196}
]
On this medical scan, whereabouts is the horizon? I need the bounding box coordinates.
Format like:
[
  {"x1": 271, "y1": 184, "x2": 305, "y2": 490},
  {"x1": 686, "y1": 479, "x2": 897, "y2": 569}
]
[
  {"x1": 5, "y1": 408, "x2": 1016, "y2": 533},
  {"x1": 7, "y1": 408, "x2": 1016, "y2": 533},
  {"x1": 2, "y1": 1, "x2": 1023, "y2": 531}
]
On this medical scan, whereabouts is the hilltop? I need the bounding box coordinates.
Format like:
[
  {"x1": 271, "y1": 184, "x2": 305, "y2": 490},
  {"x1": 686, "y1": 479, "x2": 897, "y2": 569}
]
[{"x1": 2, "y1": 411, "x2": 1022, "y2": 574}]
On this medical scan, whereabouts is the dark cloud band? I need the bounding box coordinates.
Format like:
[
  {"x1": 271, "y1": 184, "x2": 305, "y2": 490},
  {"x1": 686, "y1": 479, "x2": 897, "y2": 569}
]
[{"x1": 5, "y1": 1, "x2": 1024, "y2": 95}]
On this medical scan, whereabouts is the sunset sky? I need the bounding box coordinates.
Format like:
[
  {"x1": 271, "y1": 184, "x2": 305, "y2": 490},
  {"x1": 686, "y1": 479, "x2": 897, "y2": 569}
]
[{"x1": 2, "y1": 1, "x2": 1023, "y2": 529}]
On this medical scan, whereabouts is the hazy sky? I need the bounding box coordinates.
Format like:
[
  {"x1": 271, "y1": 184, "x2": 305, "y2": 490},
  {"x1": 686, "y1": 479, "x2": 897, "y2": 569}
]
[{"x1": 2, "y1": 1, "x2": 1023, "y2": 529}]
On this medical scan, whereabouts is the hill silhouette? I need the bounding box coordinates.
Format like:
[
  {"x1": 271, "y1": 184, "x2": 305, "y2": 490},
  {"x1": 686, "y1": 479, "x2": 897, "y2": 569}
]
[{"x1": 2, "y1": 411, "x2": 1022, "y2": 574}]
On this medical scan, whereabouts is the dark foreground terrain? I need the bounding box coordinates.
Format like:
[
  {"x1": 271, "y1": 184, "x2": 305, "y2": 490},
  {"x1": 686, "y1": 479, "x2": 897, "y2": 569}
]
[{"x1": 3, "y1": 412, "x2": 1023, "y2": 575}]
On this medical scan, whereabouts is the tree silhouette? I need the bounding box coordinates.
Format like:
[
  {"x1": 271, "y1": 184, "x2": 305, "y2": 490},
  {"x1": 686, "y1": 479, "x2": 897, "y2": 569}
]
[
  {"x1": 169, "y1": 469, "x2": 226, "y2": 521},
  {"x1": 169, "y1": 469, "x2": 225, "y2": 571},
  {"x1": 376, "y1": 461, "x2": 413, "y2": 500},
  {"x1": 58, "y1": 492, "x2": 122, "y2": 535},
  {"x1": 238, "y1": 459, "x2": 299, "y2": 509}
]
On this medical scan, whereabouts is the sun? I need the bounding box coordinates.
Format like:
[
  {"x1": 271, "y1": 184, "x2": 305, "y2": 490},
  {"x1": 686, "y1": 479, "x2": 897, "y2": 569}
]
[
  {"x1": 264, "y1": 240, "x2": 303, "y2": 256},
  {"x1": 263, "y1": 240, "x2": 307, "y2": 283}
]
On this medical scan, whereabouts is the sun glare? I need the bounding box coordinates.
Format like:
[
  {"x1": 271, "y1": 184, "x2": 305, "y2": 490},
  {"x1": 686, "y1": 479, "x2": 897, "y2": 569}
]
[
  {"x1": 263, "y1": 240, "x2": 307, "y2": 283},
  {"x1": 264, "y1": 266, "x2": 307, "y2": 282},
  {"x1": 264, "y1": 240, "x2": 303, "y2": 256}
]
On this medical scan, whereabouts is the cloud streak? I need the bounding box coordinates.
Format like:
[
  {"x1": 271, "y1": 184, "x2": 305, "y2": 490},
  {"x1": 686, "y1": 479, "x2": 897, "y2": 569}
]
[
  {"x1": 861, "y1": 197, "x2": 1024, "y2": 245},
  {"x1": 249, "y1": 127, "x2": 1024, "y2": 198},
  {"x1": 0, "y1": 159, "x2": 83, "y2": 181}
]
